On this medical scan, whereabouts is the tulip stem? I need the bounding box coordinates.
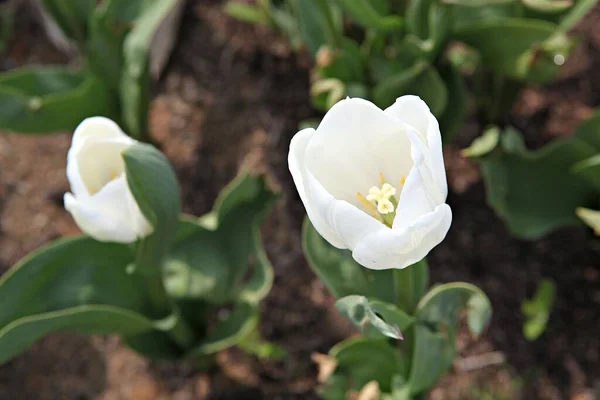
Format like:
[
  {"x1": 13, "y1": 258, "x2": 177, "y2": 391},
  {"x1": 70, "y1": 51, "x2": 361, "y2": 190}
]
[
  {"x1": 393, "y1": 258, "x2": 429, "y2": 314},
  {"x1": 134, "y1": 240, "x2": 197, "y2": 350},
  {"x1": 137, "y1": 269, "x2": 197, "y2": 349}
]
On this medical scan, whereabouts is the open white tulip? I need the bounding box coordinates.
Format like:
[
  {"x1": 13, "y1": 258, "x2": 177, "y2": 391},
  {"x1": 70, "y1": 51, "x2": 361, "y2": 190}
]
[
  {"x1": 289, "y1": 96, "x2": 451, "y2": 270},
  {"x1": 64, "y1": 117, "x2": 153, "y2": 243}
]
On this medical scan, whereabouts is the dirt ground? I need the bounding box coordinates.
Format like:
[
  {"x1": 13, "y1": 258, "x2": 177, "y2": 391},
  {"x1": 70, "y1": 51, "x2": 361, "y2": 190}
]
[{"x1": 1, "y1": 1, "x2": 599, "y2": 399}]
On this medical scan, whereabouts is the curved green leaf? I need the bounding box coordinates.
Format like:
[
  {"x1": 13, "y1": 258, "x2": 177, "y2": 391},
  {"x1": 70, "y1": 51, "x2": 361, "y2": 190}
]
[
  {"x1": 438, "y1": 63, "x2": 468, "y2": 142},
  {"x1": 455, "y1": 18, "x2": 557, "y2": 79},
  {"x1": 0, "y1": 67, "x2": 114, "y2": 134},
  {"x1": 462, "y1": 126, "x2": 501, "y2": 158},
  {"x1": 295, "y1": 0, "x2": 342, "y2": 56},
  {"x1": 522, "y1": 279, "x2": 555, "y2": 341},
  {"x1": 165, "y1": 173, "x2": 276, "y2": 304},
  {"x1": 416, "y1": 282, "x2": 492, "y2": 337},
  {"x1": 0, "y1": 305, "x2": 153, "y2": 364},
  {"x1": 123, "y1": 143, "x2": 181, "y2": 269},
  {"x1": 336, "y1": 295, "x2": 413, "y2": 340},
  {"x1": 0, "y1": 236, "x2": 156, "y2": 364},
  {"x1": 559, "y1": 0, "x2": 599, "y2": 31},
  {"x1": 330, "y1": 337, "x2": 407, "y2": 393},
  {"x1": 576, "y1": 207, "x2": 600, "y2": 235},
  {"x1": 373, "y1": 62, "x2": 447, "y2": 114},
  {"x1": 41, "y1": 0, "x2": 94, "y2": 43},
  {"x1": 121, "y1": 0, "x2": 181, "y2": 139},
  {"x1": 334, "y1": 0, "x2": 403, "y2": 31},
  {"x1": 408, "y1": 283, "x2": 491, "y2": 394},
  {"x1": 186, "y1": 302, "x2": 258, "y2": 358},
  {"x1": 572, "y1": 154, "x2": 600, "y2": 190},
  {"x1": 479, "y1": 128, "x2": 597, "y2": 238},
  {"x1": 408, "y1": 324, "x2": 453, "y2": 395},
  {"x1": 523, "y1": 0, "x2": 572, "y2": 13},
  {"x1": 302, "y1": 218, "x2": 395, "y2": 302}
]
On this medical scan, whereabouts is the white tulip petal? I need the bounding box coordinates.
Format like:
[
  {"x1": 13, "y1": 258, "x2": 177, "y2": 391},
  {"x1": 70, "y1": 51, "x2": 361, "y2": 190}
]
[
  {"x1": 304, "y1": 168, "x2": 384, "y2": 249},
  {"x1": 353, "y1": 203, "x2": 452, "y2": 270},
  {"x1": 64, "y1": 191, "x2": 139, "y2": 243},
  {"x1": 289, "y1": 128, "x2": 345, "y2": 248},
  {"x1": 74, "y1": 138, "x2": 133, "y2": 195},
  {"x1": 393, "y1": 128, "x2": 441, "y2": 230},
  {"x1": 384, "y1": 96, "x2": 447, "y2": 198},
  {"x1": 71, "y1": 117, "x2": 130, "y2": 149},
  {"x1": 305, "y1": 98, "x2": 413, "y2": 208}
]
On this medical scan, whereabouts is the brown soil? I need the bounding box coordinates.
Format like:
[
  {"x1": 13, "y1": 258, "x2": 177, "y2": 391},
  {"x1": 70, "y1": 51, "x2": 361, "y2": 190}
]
[{"x1": 1, "y1": 1, "x2": 599, "y2": 399}]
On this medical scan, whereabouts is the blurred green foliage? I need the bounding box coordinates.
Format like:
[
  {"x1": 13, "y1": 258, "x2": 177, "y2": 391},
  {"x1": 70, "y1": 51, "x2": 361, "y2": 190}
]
[
  {"x1": 465, "y1": 112, "x2": 600, "y2": 239},
  {"x1": 0, "y1": 0, "x2": 183, "y2": 141},
  {"x1": 226, "y1": 0, "x2": 597, "y2": 141},
  {"x1": 0, "y1": 169, "x2": 280, "y2": 364},
  {"x1": 303, "y1": 220, "x2": 492, "y2": 399}
]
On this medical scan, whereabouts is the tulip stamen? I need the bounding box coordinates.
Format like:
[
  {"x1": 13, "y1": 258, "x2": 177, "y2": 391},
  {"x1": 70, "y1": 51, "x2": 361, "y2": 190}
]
[
  {"x1": 359, "y1": 179, "x2": 399, "y2": 228},
  {"x1": 356, "y1": 192, "x2": 382, "y2": 221}
]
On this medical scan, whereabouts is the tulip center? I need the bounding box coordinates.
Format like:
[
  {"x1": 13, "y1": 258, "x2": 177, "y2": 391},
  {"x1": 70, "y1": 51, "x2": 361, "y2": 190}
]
[
  {"x1": 357, "y1": 173, "x2": 405, "y2": 228},
  {"x1": 89, "y1": 169, "x2": 122, "y2": 195}
]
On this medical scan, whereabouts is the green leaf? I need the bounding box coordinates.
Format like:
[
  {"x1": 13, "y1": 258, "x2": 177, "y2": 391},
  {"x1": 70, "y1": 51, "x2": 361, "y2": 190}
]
[
  {"x1": 455, "y1": 18, "x2": 557, "y2": 80},
  {"x1": 523, "y1": 0, "x2": 573, "y2": 13},
  {"x1": 462, "y1": 126, "x2": 501, "y2": 158},
  {"x1": 0, "y1": 305, "x2": 154, "y2": 365},
  {"x1": 0, "y1": 67, "x2": 114, "y2": 134},
  {"x1": 416, "y1": 282, "x2": 492, "y2": 337},
  {"x1": 438, "y1": 63, "x2": 468, "y2": 142},
  {"x1": 238, "y1": 328, "x2": 288, "y2": 360},
  {"x1": 123, "y1": 143, "x2": 181, "y2": 269},
  {"x1": 479, "y1": 128, "x2": 598, "y2": 238},
  {"x1": 165, "y1": 173, "x2": 276, "y2": 304},
  {"x1": 334, "y1": 0, "x2": 403, "y2": 31},
  {"x1": 330, "y1": 337, "x2": 407, "y2": 392},
  {"x1": 559, "y1": 0, "x2": 599, "y2": 31},
  {"x1": 521, "y1": 279, "x2": 555, "y2": 341},
  {"x1": 224, "y1": 2, "x2": 270, "y2": 25},
  {"x1": 407, "y1": 324, "x2": 453, "y2": 395},
  {"x1": 407, "y1": 283, "x2": 490, "y2": 394},
  {"x1": 576, "y1": 207, "x2": 600, "y2": 235},
  {"x1": 0, "y1": 1, "x2": 17, "y2": 56},
  {"x1": 85, "y1": 0, "x2": 129, "y2": 91},
  {"x1": 0, "y1": 236, "x2": 156, "y2": 364},
  {"x1": 296, "y1": 0, "x2": 342, "y2": 56},
  {"x1": 318, "y1": 39, "x2": 366, "y2": 83},
  {"x1": 373, "y1": 62, "x2": 448, "y2": 115},
  {"x1": 302, "y1": 218, "x2": 395, "y2": 302},
  {"x1": 407, "y1": 0, "x2": 430, "y2": 39},
  {"x1": 121, "y1": 0, "x2": 181, "y2": 140},
  {"x1": 572, "y1": 110, "x2": 600, "y2": 150},
  {"x1": 186, "y1": 302, "x2": 258, "y2": 358},
  {"x1": 572, "y1": 154, "x2": 600, "y2": 190},
  {"x1": 452, "y1": 2, "x2": 514, "y2": 32},
  {"x1": 41, "y1": 0, "x2": 95, "y2": 43},
  {"x1": 336, "y1": 296, "x2": 414, "y2": 340}
]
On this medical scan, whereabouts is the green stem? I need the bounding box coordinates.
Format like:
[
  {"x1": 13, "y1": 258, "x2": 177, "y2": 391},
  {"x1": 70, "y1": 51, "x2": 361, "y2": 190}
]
[
  {"x1": 134, "y1": 243, "x2": 196, "y2": 349},
  {"x1": 393, "y1": 258, "x2": 428, "y2": 314},
  {"x1": 394, "y1": 267, "x2": 416, "y2": 313}
]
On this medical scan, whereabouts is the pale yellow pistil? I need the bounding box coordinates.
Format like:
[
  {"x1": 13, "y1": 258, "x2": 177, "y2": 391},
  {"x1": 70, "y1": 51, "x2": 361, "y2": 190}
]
[{"x1": 357, "y1": 175, "x2": 401, "y2": 228}]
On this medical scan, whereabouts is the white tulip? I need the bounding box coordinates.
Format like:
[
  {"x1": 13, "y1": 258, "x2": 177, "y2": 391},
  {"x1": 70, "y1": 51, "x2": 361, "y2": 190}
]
[
  {"x1": 64, "y1": 117, "x2": 153, "y2": 243},
  {"x1": 289, "y1": 96, "x2": 451, "y2": 270}
]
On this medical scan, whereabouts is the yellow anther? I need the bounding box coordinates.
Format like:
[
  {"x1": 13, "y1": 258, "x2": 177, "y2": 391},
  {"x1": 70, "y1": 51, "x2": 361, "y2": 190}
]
[
  {"x1": 377, "y1": 198, "x2": 394, "y2": 214},
  {"x1": 381, "y1": 183, "x2": 396, "y2": 198},
  {"x1": 366, "y1": 186, "x2": 383, "y2": 202},
  {"x1": 357, "y1": 193, "x2": 381, "y2": 220},
  {"x1": 401, "y1": 176, "x2": 406, "y2": 186}
]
